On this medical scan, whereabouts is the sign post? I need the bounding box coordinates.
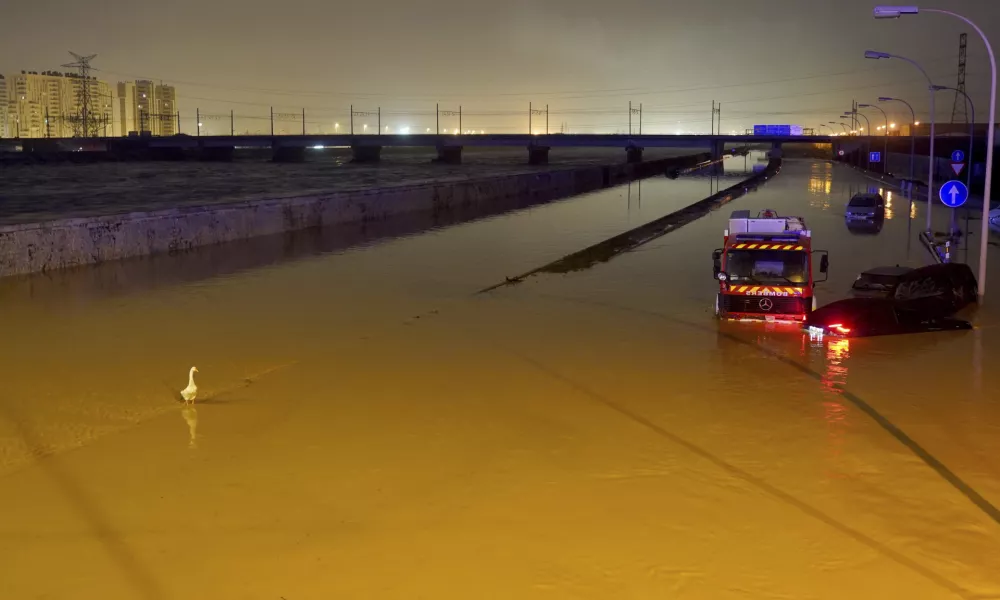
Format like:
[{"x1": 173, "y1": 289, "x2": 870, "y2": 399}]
[{"x1": 947, "y1": 149, "x2": 968, "y2": 236}]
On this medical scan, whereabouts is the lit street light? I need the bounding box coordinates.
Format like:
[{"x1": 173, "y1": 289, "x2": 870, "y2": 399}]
[
  {"x1": 866, "y1": 49, "x2": 936, "y2": 233},
  {"x1": 878, "y1": 96, "x2": 917, "y2": 183},
  {"x1": 875, "y1": 5, "x2": 996, "y2": 297},
  {"x1": 334, "y1": 122, "x2": 340, "y2": 132},
  {"x1": 859, "y1": 103, "x2": 889, "y2": 173},
  {"x1": 830, "y1": 121, "x2": 850, "y2": 134}
]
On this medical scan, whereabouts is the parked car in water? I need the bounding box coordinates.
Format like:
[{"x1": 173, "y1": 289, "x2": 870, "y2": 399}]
[
  {"x1": 850, "y1": 265, "x2": 914, "y2": 298},
  {"x1": 806, "y1": 297, "x2": 972, "y2": 338},
  {"x1": 849, "y1": 263, "x2": 977, "y2": 316},
  {"x1": 845, "y1": 192, "x2": 885, "y2": 221},
  {"x1": 845, "y1": 216, "x2": 884, "y2": 235}
]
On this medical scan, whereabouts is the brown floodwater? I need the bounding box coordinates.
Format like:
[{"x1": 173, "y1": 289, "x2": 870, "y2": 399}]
[{"x1": 1, "y1": 156, "x2": 998, "y2": 599}]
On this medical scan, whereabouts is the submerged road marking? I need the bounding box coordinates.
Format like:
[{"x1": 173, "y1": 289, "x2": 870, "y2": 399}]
[
  {"x1": 525, "y1": 291, "x2": 1000, "y2": 531},
  {"x1": 496, "y1": 342, "x2": 973, "y2": 598}
]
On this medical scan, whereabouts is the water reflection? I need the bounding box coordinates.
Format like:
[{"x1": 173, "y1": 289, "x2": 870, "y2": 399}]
[
  {"x1": 884, "y1": 190, "x2": 894, "y2": 220},
  {"x1": 807, "y1": 162, "x2": 833, "y2": 205},
  {"x1": 181, "y1": 406, "x2": 198, "y2": 449}
]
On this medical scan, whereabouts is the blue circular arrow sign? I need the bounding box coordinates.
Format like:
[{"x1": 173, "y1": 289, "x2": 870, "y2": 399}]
[
  {"x1": 951, "y1": 149, "x2": 966, "y2": 162},
  {"x1": 939, "y1": 180, "x2": 969, "y2": 208}
]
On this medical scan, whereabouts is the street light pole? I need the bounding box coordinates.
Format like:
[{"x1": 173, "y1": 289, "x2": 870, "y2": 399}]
[
  {"x1": 866, "y1": 50, "x2": 936, "y2": 232},
  {"x1": 878, "y1": 97, "x2": 917, "y2": 183},
  {"x1": 848, "y1": 112, "x2": 873, "y2": 170},
  {"x1": 875, "y1": 5, "x2": 996, "y2": 297},
  {"x1": 859, "y1": 103, "x2": 889, "y2": 173},
  {"x1": 831, "y1": 121, "x2": 850, "y2": 134}
]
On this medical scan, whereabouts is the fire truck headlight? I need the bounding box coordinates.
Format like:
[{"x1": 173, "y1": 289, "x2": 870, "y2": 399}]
[{"x1": 717, "y1": 272, "x2": 728, "y2": 281}]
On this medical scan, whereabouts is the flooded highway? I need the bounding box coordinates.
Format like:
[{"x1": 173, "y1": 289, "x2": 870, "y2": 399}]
[{"x1": 1, "y1": 154, "x2": 999, "y2": 599}]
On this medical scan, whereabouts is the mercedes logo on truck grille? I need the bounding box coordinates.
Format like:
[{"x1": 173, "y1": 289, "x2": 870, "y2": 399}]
[{"x1": 759, "y1": 298, "x2": 774, "y2": 311}]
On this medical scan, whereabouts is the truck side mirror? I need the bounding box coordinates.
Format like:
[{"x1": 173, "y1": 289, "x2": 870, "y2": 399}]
[
  {"x1": 712, "y1": 249, "x2": 722, "y2": 277},
  {"x1": 820, "y1": 255, "x2": 829, "y2": 273}
]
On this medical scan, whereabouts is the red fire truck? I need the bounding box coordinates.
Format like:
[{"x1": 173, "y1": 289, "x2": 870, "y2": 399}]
[{"x1": 712, "y1": 210, "x2": 829, "y2": 322}]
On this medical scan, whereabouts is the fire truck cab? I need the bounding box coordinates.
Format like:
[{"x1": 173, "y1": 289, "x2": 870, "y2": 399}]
[{"x1": 713, "y1": 210, "x2": 829, "y2": 322}]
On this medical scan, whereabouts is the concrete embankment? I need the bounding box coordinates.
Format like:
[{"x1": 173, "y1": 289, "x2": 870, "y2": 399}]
[{"x1": 0, "y1": 152, "x2": 710, "y2": 278}]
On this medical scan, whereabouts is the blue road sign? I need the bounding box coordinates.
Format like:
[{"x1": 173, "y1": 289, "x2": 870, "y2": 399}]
[
  {"x1": 939, "y1": 180, "x2": 969, "y2": 208},
  {"x1": 869, "y1": 151, "x2": 882, "y2": 162},
  {"x1": 951, "y1": 149, "x2": 966, "y2": 162}
]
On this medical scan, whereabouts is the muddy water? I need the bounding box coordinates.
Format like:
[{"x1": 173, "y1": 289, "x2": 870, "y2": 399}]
[{"x1": 1, "y1": 156, "x2": 999, "y2": 599}]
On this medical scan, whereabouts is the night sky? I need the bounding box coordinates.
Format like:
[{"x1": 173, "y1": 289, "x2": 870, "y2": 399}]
[{"x1": 3, "y1": 0, "x2": 998, "y2": 134}]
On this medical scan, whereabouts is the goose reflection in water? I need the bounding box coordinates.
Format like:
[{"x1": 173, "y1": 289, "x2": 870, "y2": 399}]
[{"x1": 181, "y1": 405, "x2": 198, "y2": 449}]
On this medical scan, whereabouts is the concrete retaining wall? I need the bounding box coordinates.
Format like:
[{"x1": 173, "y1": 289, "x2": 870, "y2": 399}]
[{"x1": 0, "y1": 154, "x2": 706, "y2": 278}]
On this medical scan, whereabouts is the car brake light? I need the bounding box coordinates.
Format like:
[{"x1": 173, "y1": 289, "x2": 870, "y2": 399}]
[{"x1": 827, "y1": 323, "x2": 851, "y2": 334}]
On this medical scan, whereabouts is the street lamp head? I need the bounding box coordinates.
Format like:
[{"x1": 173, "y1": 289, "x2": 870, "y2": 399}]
[
  {"x1": 877, "y1": 97, "x2": 893, "y2": 102},
  {"x1": 930, "y1": 85, "x2": 948, "y2": 91},
  {"x1": 873, "y1": 6, "x2": 919, "y2": 19},
  {"x1": 865, "y1": 50, "x2": 892, "y2": 59}
]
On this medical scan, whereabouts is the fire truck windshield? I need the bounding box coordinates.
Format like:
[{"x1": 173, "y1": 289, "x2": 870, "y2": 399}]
[{"x1": 726, "y1": 250, "x2": 809, "y2": 284}]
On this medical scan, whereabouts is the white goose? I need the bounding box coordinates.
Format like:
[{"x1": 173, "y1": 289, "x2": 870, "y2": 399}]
[{"x1": 180, "y1": 367, "x2": 199, "y2": 405}]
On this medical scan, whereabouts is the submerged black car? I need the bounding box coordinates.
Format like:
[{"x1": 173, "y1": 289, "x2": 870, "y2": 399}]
[
  {"x1": 850, "y1": 263, "x2": 978, "y2": 316},
  {"x1": 806, "y1": 297, "x2": 972, "y2": 338}
]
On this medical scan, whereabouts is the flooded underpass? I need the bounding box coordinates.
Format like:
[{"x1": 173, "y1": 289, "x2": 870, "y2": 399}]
[{"x1": 2, "y1": 155, "x2": 999, "y2": 599}]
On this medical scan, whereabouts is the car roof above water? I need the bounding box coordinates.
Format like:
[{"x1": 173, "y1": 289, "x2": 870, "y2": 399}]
[{"x1": 859, "y1": 265, "x2": 914, "y2": 278}]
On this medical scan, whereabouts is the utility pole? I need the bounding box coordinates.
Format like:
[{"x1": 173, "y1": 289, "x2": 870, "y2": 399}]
[
  {"x1": 302, "y1": 108, "x2": 306, "y2": 135},
  {"x1": 546, "y1": 104, "x2": 549, "y2": 134},
  {"x1": 711, "y1": 100, "x2": 715, "y2": 135},
  {"x1": 231, "y1": 109, "x2": 235, "y2": 136},
  {"x1": 529, "y1": 102, "x2": 532, "y2": 134},
  {"x1": 436, "y1": 103, "x2": 439, "y2": 135},
  {"x1": 270, "y1": 107, "x2": 274, "y2": 136}
]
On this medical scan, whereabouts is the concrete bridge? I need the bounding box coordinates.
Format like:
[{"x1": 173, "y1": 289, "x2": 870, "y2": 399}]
[{"x1": 9, "y1": 133, "x2": 837, "y2": 165}]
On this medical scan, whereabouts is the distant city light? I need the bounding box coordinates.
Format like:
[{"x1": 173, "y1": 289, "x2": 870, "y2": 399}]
[
  {"x1": 453, "y1": 128, "x2": 459, "y2": 134},
  {"x1": 198, "y1": 122, "x2": 203, "y2": 127},
  {"x1": 480, "y1": 130, "x2": 485, "y2": 134},
  {"x1": 889, "y1": 123, "x2": 897, "y2": 129},
  {"x1": 426, "y1": 128, "x2": 431, "y2": 133},
  {"x1": 312, "y1": 145, "x2": 324, "y2": 149},
  {"x1": 401, "y1": 126, "x2": 410, "y2": 134},
  {"x1": 914, "y1": 121, "x2": 921, "y2": 126}
]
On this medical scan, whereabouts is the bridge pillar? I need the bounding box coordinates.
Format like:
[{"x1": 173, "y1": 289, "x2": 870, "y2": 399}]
[
  {"x1": 768, "y1": 142, "x2": 783, "y2": 159},
  {"x1": 710, "y1": 140, "x2": 726, "y2": 161},
  {"x1": 198, "y1": 146, "x2": 235, "y2": 162},
  {"x1": 434, "y1": 145, "x2": 463, "y2": 164},
  {"x1": 626, "y1": 147, "x2": 643, "y2": 164},
  {"x1": 527, "y1": 145, "x2": 550, "y2": 165},
  {"x1": 351, "y1": 145, "x2": 382, "y2": 163},
  {"x1": 272, "y1": 146, "x2": 306, "y2": 163}
]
